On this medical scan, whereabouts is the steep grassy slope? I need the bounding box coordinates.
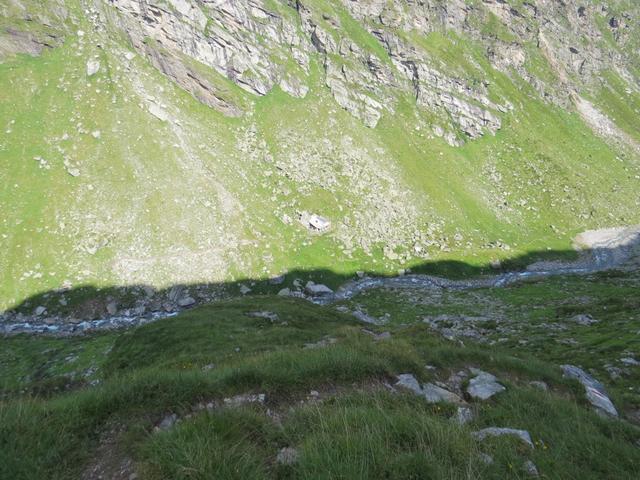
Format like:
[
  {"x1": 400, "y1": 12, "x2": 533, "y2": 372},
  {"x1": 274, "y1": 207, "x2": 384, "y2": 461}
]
[
  {"x1": 1, "y1": 281, "x2": 639, "y2": 479},
  {"x1": 1, "y1": 0, "x2": 639, "y2": 313}
]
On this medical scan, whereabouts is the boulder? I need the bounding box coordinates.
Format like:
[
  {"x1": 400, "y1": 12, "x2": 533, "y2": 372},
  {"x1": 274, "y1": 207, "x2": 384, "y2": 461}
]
[
  {"x1": 304, "y1": 282, "x2": 334, "y2": 296},
  {"x1": 395, "y1": 373, "x2": 423, "y2": 396},
  {"x1": 177, "y1": 296, "x2": 196, "y2": 307},
  {"x1": 466, "y1": 370, "x2": 505, "y2": 400},
  {"x1": 561, "y1": 365, "x2": 618, "y2": 416},
  {"x1": 422, "y1": 383, "x2": 464, "y2": 404},
  {"x1": 86, "y1": 59, "x2": 100, "y2": 76}
]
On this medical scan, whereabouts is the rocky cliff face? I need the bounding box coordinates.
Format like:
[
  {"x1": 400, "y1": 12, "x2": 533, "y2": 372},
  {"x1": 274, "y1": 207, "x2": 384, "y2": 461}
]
[
  {"x1": 3, "y1": 0, "x2": 638, "y2": 141},
  {"x1": 93, "y1": 0, "x2": 638, "y2": 146}
]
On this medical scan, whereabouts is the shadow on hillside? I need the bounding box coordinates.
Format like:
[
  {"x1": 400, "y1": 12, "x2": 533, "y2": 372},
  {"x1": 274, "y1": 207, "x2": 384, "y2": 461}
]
[{"x1": 3, "y1": 232, "x2": 639, "y2": 324}]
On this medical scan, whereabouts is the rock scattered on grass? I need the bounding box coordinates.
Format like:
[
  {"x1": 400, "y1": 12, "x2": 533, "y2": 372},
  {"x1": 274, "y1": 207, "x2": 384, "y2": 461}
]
[
  {"x1": 276, "y1": 447, "x2": 299, "y2": 465},
  {"x1": 223, "y1": 393, "x2": 266, "y2": 407},
  {"x1": 561, "y1": 365, "x2": 618, "y2": 417},
  {"x1": 423, "y1": 383, "x2": 464, "y2": 404},
  {"x1": 455, "y1": 406, "x2": 474, "y2": 425},
  {"x1": 303, "y1": 337, "x2": 337, "y2": 349},
  {"x1": 247, "y1": 311, "x2": 279, "y2": 322},
  {"x1": 156, "y1": 413, "x2": 177, "y2": 431},
  {"x1": 269, "y1": 275, "x2": 285, "y2": 285},
  {"x1": 529, "y1": 381, "x2": 548, "y2": 391},
  {"x1": 304, "y1": 281, "x2": 334, "y2": 296},
  {"x1": 466, "y1": 369, "x2": 505, "y2": 400},
  {"x1": 620, "y1": 357, "x2": 640, "y2": 366},
  {"x1": 352, "y1": 309, "x2": 383, "y2": 325},
  {"x1": 569, "y1": 314, "x2": 598, "y2": 326},
  {"x1": 395, "y1": 374, "x2": 423, "y2": 396},
  {"x1": 472, "y1": 427, "x2": 534, "y2": 448},
  {"x1": 524, "y1": 460, "x2": 539, "y2": 476},
  {"x1": 177, "y1": 296, "x2": 196, "y2": 307},
  {"x1": 86, "y1": 59, "x2": 100, "y2": 76},
  {"x1": 361, "y1": 329, "x2": 391, "y2": 341}
]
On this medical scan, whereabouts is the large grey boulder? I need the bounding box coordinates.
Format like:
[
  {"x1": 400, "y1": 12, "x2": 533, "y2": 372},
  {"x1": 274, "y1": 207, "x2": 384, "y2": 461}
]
[{"x1": 561, "y1": 365, "x2": 618, "y2": 417}]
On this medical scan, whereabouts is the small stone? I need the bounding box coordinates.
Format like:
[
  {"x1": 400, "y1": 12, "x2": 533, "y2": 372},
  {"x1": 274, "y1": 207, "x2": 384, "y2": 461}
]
[
  {"x1": 66, "y1": 167, "x2": 80, "y2": 177},
  {"x1": 472, "y1": 427, "x2": 534, "y2": 448},
  {"x1": 239, "y1": 285, "x2": 252, "y2": 295},
  {"x1": 621, "y1": 357, "x2": 640, "y2": 366},
  {"x1": 34, "y1": 306, "x2": 46, "y2": 316},
  {"x1": 106, "y1": 301, "x2": 118, "y2": 315},
  {"x1": 269, "y1": 275, "x2": 285, "y2": 285},
  {"x1": 569, "y1": 314, "x2": 598, "y2": 326},
  {"x1": 224, "y1": 393, "x2": 266, "y2": 407},
  {"x1": 352, "y1": 309, "x2": 381, "y2": 325},
  {"x1": 524, "y1": 460, "x2": 539, "y2": 476},
  {"x1": 91, "y1": 130, "x2": 101, "y2": 139},
  {"x1": 479, "y1": 453, "x2": 494, "y2": 465},
  {"x1": 157, "y1": 413, "x2": 178, "y2": 431},
  {"x1": 374, "y1": 331, "x2": 391, "y2": 341},
  {"x1": 455, "y1": 406, "x2": 474, "y2": 425},
  {"x1": 247, "y1": 311, "x2": 279, "y2": 322},
  {"x1": 86, "y1": 59, "x2": 100, "y2": 76},
  {"x1": 529, "y1": 381, "x2": 548, "y2": 391},
  {"x1": 303, "y1": 337, "x2": 337, "y2": 349},
  {"x1": 277, "y1": 288, "x2": 291, "y2": 296},
  {"x1": 304, "y1": 282, "x2": 333, "y2": 296},
  {"x1": 276, "y1": 447, "x2": 299, "y2": 465},
  {"x1": 177, "y1": 296, "x2": 196, "y2": 307}
]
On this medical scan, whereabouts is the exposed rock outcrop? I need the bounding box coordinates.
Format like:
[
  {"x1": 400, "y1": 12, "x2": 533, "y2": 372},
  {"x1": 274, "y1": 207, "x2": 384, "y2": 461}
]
[{"x1": 90, "y1": 0, "x2": 639, "y2": 144}]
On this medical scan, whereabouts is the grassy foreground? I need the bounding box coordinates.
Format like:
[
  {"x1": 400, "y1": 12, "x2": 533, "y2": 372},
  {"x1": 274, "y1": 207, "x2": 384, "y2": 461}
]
[{"x1": 1, "y1": 279, "x2": 640, "y2": 479}]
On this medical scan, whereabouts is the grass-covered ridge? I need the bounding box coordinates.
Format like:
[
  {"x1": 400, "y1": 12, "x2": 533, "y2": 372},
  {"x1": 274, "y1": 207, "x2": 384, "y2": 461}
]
[{"x1": 1, "y1": 281, "x2": 639, "y2": 478}]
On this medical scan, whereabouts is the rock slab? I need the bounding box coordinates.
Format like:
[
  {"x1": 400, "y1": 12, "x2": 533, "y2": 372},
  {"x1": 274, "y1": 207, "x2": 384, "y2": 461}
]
[{"x1": 561, "y1": 365, "x2": 618, "y2": 417}]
